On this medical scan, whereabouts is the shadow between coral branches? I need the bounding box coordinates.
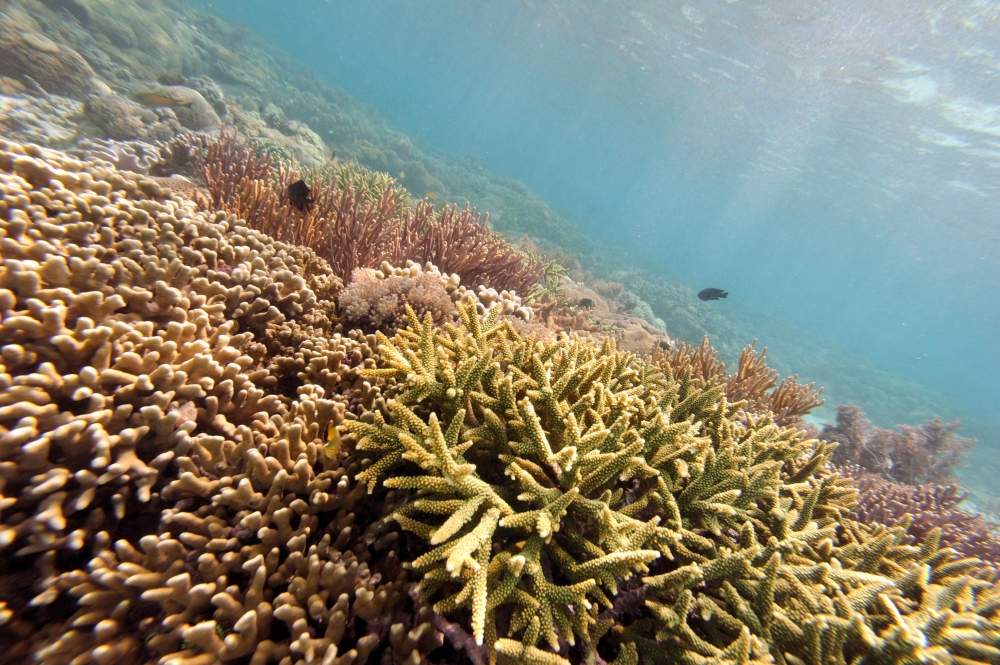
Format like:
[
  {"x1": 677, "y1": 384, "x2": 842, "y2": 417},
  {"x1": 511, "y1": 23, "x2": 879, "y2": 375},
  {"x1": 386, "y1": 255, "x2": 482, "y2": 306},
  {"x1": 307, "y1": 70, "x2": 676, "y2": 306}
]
[{"x1": 199, "y1": 129, "x2": 544, "y2": 294}]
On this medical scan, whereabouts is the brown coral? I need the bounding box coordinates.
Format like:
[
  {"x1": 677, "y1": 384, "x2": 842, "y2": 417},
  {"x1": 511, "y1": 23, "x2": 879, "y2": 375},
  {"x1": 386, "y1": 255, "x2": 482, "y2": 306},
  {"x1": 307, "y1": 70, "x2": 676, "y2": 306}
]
[
  {"x1": 822, "y1": 404, "x2": 974, "y2": 485},
  {"x1": 200, "y1": 131, "x2": 544, "y2": 294},
  {"x1": 0, "y1": 20, "x2": 97, "y2": 96},
  {"x1": 339, "y1": 268, "x2": 457, "y2": 335},
  {"x1": 651, "y1": 337, "x2": 824, "y2": 427}
]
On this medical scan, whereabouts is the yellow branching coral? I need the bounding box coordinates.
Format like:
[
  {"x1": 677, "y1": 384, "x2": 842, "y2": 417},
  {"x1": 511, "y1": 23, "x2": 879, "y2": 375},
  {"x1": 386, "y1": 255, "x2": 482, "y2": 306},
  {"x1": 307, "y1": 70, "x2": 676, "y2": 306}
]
[{"x1": 342, "y1": 300, "x2": 872, "y2": 664}]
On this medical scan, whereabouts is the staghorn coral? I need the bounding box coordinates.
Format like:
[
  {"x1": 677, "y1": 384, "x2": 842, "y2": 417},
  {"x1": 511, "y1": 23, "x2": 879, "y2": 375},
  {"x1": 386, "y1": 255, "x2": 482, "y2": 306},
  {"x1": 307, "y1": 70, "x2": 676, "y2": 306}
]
[
  {"x1": 340, "y1": 299, "x2": 858, "y2": 664},
  {"x1": 822, "y1": 405, "x2": 975, "y2": 485},
  {"x1": 652, "y1": 338, "x2": 824, "y2": 428},
  {"x1": 845, "y1": 466, "x2": 1000, "y2": 565},
  {"x1": 344, "y1": 302, "x2": 1000, "y2": 665},
  {"x1": 726, "y1": 341, "x2": 824, "y2": 429}
]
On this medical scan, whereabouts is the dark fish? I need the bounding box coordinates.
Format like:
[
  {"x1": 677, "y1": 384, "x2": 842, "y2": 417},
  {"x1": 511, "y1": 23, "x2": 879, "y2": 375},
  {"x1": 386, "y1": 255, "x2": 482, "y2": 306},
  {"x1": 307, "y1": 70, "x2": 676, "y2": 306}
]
[
  {"x1": 698, "y1": 288, "x2": 728, "y2": 301},
  {"x1": 579, "y1": 297, "x2": 595, "y2": 309},
  {"x1": 157, "y1": 74, "x2": 186, "y2": 86},
  {"x1": 288, "y1": 179, "x2": 312, "y2": 212}
]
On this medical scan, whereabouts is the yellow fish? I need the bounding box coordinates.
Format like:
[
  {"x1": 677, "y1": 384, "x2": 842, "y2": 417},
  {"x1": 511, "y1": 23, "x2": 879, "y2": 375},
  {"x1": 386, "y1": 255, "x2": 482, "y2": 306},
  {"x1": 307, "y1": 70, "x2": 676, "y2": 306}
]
[
  {"x1": 398, "y1": 171, "x2": 405, "y2": 179},
  {"x1": 324, "y1": 421, "x2": 342, "y2": 459},
  {"x1": 133, "y1": 91, "x2": 193, "y2": 107},
  {"x1": 425, "y1": 191, "x2": 438, "y2": 199}
]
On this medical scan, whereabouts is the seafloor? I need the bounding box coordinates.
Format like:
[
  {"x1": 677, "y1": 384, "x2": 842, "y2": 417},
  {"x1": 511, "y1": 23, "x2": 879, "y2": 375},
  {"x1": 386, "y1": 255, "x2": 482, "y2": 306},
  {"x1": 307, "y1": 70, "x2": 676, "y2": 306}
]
[{"x1": 1, "y1": 0, "x2": 999, "y2": 663}]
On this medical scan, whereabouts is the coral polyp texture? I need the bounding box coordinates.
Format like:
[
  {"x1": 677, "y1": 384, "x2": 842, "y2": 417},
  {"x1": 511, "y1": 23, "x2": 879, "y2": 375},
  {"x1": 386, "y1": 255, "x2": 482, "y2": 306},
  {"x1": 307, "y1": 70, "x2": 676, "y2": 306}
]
[
  {"x1": 342, "y1": 301, "x2": 999, "y2": 665},
  {"x1": 0, "y1": 138, "x2": 998, "y2": 665},
  {"x1": 651, "y1": 337, "x2": 825, "y2": 428}
]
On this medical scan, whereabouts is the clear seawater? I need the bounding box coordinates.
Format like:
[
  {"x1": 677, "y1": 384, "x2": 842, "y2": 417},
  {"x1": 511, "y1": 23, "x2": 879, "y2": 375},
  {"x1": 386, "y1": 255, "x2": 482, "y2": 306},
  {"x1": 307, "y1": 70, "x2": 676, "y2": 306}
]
[{"x1": 191, "y1": 0, "x2": 999, "y2": 497}]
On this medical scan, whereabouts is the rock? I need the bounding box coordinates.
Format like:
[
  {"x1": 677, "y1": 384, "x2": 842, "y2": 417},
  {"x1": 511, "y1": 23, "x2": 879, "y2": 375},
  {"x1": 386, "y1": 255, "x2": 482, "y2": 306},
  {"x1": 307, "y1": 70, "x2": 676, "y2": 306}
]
[
  {"x1": 0, "y1": 21, "x2": 99, "y2": 96},
  {"x1": 37, "y1": 0, "x2": 93, "y2": 25},
  {"x1": 131, "y1": 85, "x2": 221, "y2": 132}
]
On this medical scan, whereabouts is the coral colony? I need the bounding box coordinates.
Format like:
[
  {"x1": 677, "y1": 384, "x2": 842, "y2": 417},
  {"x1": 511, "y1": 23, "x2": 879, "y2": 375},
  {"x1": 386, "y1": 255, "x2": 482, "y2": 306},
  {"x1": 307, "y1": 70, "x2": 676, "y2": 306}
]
[
  {"x1": 0, "y1": 137, "x2": 998, "y2": 665},
  {"x1": 0, "y1": 1, "x2": 998, "y2": 663}
]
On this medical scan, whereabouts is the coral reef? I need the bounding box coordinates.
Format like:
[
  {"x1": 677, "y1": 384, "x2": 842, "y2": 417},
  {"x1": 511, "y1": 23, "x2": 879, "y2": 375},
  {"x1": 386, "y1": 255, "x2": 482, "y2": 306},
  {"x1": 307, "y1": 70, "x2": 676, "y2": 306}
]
[
  {"x1": 845, "y1": 466, "x2": 1000, "y2": 565},
  {"x1": 68, "y1": 137, "x2": 162, "y2": 174},
  {"x1": 0, "y1": 93, "x2": 83, "y2": 147},
  {"x1": 1, "y1": 136, "x2": 999, "y2": 665},
  {"x1": 341, "y1": 298, "x2": 998, "y2": 665},
  {"x1": 0, "y1": 19, "x2": 98, "y2": 97},
  {"x1": 822, "y1": 405, "x2": 975, "y2": 485},
  {"x1": 201, "y1": 131, "x2": 544, "y2": 294},
  {"x1": 128, "y1": 85, "x2": 222, "y2": 132},
  {"x1": 652, "y1": 337, "x2": 825, "y2": 428}
]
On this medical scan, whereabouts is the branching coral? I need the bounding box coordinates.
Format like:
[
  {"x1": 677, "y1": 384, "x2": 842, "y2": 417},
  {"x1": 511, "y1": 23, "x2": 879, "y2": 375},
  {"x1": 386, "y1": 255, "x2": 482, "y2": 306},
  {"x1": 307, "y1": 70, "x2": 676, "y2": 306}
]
[
  {"x1": 652, "y1": 338, "x2": 825, "y2": 428},
  {"x1": 1, "y1": 138, "x2": 998, "y2": 665},
  {"x1": 340, "y1": 299, "x2": 894, "y2": 664},
  {"x1": 822, "y1": 405, "x2": 975, "y2": 485},
  {"x1": 200, "y1": 131, "x2": 544, "y2": 294},
  {"x1": 844, "y1": 466, "x2": 1000, "y2": 565}
]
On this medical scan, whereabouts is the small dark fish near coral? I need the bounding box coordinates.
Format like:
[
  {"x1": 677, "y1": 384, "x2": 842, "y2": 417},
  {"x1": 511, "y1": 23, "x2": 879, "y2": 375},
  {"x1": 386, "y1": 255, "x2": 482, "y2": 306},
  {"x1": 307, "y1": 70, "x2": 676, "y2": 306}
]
[
  {"x1": 287, "y1": 179, "x2": 313, "y2": 212},
  {"x1": 579, "y1": 297, "x2": 595, "y2": 309},
  {"x1": 698, "y1": 288, "x2": 728, "y2": 301}
]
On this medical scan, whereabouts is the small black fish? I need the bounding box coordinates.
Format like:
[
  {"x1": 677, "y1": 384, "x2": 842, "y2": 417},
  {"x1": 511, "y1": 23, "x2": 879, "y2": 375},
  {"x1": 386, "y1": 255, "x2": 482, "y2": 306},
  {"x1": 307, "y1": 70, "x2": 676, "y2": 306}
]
[
  {"x1": 288, "y1": 179, "x2": 312, "y2": 212},
  {"x1": 698, "y1": 288, "x2": 728, "y2": 301},
  {"x1": 579, "y1": 297, "x2": 595, "y2": 309}
]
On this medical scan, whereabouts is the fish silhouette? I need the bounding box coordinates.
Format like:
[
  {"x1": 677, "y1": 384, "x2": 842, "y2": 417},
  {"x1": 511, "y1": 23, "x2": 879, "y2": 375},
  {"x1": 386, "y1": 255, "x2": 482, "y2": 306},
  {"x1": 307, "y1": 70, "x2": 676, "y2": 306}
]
[
  {"x1": 698, "y1": 288, "x2": 728, "y2": 301},
  {"x1": 288, "y1": 179, "x2": 313, "y2": 212}
]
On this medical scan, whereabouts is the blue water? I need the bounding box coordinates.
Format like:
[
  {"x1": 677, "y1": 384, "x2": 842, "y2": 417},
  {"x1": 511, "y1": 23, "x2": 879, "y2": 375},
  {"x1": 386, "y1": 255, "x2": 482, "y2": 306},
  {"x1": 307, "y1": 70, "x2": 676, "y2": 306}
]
[{"x1": 193, "y1": 1, "x2": 999, "y2": 450}]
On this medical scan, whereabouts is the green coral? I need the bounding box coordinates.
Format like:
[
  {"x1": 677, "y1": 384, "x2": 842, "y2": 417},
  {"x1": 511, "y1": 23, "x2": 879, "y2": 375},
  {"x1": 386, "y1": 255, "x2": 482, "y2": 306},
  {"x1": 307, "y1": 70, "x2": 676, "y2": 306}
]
[{"x1": 342, "y1": 301, "x2": 998, "y2": 665}]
